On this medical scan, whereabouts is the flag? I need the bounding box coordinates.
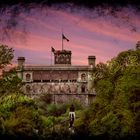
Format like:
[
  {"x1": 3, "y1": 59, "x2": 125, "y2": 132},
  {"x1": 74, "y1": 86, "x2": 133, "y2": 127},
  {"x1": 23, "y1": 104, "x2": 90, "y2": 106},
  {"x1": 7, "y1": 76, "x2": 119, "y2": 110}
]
[
  {"x1": 62, "y1": 34, "x2": 69, "y2": 42},
  {"x1": 51, "y1": 47, "x2": 55, "y2": 52}
]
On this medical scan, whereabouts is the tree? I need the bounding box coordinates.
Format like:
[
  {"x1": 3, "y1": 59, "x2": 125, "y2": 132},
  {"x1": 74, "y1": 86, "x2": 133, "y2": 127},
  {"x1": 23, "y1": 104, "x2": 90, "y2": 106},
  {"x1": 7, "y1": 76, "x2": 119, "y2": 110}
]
[
  {"x1": 0, "y1": 94, "x2": 46, "y2": 138},
  {"x1": 0, "y1": 68, "x2": 23, "y2": 97},
  {"x1": 0, "y1": 44, "x2": 14, "y2": 70},
  {"x1": 0, "y1": 44, "x2": 48, "y2": 139},
  {"x1": 0, "y1": 45, "x2": 22, "y2": 96},
  {"x1": 75, "y1": 45, "x2": 140, "y2": 139}
]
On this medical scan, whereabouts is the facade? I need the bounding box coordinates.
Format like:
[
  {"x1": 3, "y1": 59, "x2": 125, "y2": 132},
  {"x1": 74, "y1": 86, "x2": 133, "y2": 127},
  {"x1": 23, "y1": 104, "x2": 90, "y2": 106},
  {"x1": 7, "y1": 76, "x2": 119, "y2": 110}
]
[{"x1": 16, "y1": 48, "x2": 96, "y2": 105}]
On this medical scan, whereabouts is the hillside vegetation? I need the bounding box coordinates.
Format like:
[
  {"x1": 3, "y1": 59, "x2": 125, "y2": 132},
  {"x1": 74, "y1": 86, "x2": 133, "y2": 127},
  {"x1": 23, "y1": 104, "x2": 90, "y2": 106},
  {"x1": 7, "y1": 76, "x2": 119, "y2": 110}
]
[{"x1": 74, "y1": 44, "x2": 140, "y2": 139}]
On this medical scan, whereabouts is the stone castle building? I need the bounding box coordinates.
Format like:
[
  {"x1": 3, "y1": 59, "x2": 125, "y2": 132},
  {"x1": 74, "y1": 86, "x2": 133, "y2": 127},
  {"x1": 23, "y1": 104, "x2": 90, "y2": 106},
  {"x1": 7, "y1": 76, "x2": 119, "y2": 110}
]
[{"x1": 16, "y1": 48, "x2": 96, "y2": 105}]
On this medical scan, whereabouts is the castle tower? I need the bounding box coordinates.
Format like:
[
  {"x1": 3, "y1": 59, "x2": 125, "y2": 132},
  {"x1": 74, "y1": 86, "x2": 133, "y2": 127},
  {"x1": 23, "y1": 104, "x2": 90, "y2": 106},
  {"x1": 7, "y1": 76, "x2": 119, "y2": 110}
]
[
  {"x1": 88, "y1": 56, "x2": 96, "y2": 67},
  {"x1": 17, "y1": 57, "x2": 25, "y2": 68},
  {"x1": 17, "y1": 57, "x2": 25, "y2": 79},
  {"x1": 136, "y1": 41, "x2": 140, "y2": 50},
  {"x1": 54, "y1": 50, "x2": 72, "y2": 66},
  {"x1": 88, "y1": 56, "x2": 96, "y2": 94}
]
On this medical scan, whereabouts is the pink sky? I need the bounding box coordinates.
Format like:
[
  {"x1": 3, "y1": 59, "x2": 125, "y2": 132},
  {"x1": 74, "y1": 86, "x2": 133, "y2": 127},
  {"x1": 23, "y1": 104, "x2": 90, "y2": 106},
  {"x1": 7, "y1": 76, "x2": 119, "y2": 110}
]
[{"x1": 0, "y1": 4, "x2": 140, "y2": 66}]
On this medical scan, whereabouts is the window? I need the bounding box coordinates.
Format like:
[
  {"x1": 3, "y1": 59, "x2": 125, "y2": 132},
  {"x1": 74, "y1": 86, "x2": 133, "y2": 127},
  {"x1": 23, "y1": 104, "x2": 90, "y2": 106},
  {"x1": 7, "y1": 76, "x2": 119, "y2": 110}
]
[
  {"x1": 81, "y1": 73, "x2": 86, "y2": 81},
  {"x1": 26, "y1": 73, "x2": 31, "y2": 81},
  {"x1": 81, "y1": 85, "x2": 86, "y2": 93},
  {"x1": 33, "y1": 80, "x2": 41, "y2": 82}
]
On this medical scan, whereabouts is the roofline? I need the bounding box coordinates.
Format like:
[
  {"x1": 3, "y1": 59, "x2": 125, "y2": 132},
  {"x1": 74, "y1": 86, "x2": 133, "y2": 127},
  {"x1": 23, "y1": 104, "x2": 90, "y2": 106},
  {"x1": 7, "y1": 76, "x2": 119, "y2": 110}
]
[{"x1": 17, "y1": 65, "x2": 94, "y2": 71}]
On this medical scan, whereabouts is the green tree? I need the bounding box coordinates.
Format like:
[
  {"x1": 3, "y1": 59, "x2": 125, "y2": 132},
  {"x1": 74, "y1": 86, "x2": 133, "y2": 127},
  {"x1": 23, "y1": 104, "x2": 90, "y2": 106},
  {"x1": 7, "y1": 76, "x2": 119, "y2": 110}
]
[
  {"x1": 0, "y1": 94, "x2": 46, "y2": 138},
  {"x1": 0, "y1": 44, "x2": 14, "y2": 69},
  {"x1": 0, "y1": 44, "x2": 51, "y2": 139},
  {"x1": 0, "y1": 44, "x2": 23, "y2": 96},
  {"x1": 75, "y1": 45, "x2": 140, "y2": 139},
  {"x1": 0, "y1": 68, "x2": 23, "y2": 97}
]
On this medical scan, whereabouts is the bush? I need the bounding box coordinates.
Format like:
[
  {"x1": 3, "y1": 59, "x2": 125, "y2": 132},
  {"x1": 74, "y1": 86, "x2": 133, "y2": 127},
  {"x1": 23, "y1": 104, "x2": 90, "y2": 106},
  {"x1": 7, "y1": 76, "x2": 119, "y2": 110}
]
[{"x1": 0, "y1": 94, "x2": 46, "y2": 138}]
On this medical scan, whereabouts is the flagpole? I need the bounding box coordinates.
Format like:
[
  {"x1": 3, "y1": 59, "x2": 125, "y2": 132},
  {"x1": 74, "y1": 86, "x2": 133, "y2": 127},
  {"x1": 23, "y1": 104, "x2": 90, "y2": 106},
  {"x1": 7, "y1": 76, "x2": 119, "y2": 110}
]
[
  {"x1": 62, "y1": 27, "x2": 63, "y2": 51},
  {"x1": 62, "y1": 34, "x2": 63, "y2": 51}
]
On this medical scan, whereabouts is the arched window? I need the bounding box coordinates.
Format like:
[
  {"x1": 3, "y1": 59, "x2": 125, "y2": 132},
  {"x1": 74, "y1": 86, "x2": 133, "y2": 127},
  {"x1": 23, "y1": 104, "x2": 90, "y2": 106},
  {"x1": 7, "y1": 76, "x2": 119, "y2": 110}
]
[
  {"x1": 26, "y1": 73, "x2": 31, "y2": 81},
  {"x1": 81, "y1": 73, "x2": 86, "y2": 81}
]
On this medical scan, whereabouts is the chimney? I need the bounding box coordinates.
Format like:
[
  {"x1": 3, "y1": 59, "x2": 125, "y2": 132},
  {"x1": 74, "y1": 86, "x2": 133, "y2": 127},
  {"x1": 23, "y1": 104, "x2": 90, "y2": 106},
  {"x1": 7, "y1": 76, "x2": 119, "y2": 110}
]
[
  {"x1": 136, "y1": 41, "x2": 140, "y2": 50},
  {"x1": 17, "y1": 57, "x2": 25, "y2": 68},
  {"x1": 88, "y1": 56, "x2": 96, "y2": 67}
]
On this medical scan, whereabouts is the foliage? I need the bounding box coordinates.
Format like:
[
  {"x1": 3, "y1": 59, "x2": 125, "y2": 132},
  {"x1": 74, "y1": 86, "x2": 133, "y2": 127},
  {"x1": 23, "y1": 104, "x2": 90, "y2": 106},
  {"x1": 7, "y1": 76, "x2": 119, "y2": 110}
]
[
  {"x1": 75, "y1": 47, "x2": 140, "y2": 139},
  {"x1": 0, "y1": 68, "x2": 24, "y2": 97},
  {"x1": 38, "y1": 93, "x2": 83, "y2": 117},
  {"x1": 46, "y1": 103, "x2": 66, "y2": 117},
  {"x1": 0, "y1": 44, "x2": 47, "y2": 139},
  {"x1": 0, "y1": 94, "x2": 48, "y2": 138},
  {"x1": 0, "y1": 44, "x2": 23, "y2": 97},
  {"x1": 39, "y1": 93, "x2": 53, "y2": 104},
  {"x1": 0, "y1": 44, "x2": 14, "y2": 69},
  {"x1": 0, "y1": 44, "x2": 140, "y2": 139}
]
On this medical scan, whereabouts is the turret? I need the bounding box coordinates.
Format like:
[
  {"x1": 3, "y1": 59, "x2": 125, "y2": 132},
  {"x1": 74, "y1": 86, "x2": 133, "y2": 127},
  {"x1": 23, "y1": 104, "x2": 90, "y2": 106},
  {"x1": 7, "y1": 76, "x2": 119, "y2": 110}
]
[
  {"x1": 87, "y1": 56, "x2": 96, "y2": 96},
  {"x1": 17, "y1": 57, "x2": 25, "y2": 69},
  {"x1": 54, "y1": 50, "x2": 72, "y2": 66},
  {"x1": 136, "y1": 41, "x2": 140, "y2": 50},
  {"x1": 88, "y1": 56, "x2": 96, "y2": 67},
  {"x1": 17, "y1": 57, "x2": 25, "y2": 79}
]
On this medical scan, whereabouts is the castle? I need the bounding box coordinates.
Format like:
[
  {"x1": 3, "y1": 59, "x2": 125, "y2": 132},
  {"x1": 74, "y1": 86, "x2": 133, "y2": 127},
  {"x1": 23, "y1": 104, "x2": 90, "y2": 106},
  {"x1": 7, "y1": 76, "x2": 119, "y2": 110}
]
[{"x1": 16, "y1": 48, "x2": 96, "y2": 105}]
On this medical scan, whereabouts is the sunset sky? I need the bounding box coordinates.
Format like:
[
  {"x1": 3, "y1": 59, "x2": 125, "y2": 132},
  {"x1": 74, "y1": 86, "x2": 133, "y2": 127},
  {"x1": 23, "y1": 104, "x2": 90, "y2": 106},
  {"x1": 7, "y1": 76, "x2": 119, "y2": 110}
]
[{"x1": 0, "y1": 3, "x2": 140, "y2": 66}]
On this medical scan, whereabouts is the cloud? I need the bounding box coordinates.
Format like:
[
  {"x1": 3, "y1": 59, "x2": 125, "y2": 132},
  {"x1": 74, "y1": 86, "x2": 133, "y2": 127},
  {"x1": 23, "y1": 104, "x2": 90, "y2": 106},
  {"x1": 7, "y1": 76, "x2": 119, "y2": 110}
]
[{"x1": 0, "y1": 4, "x2": 139, "y2": 66}]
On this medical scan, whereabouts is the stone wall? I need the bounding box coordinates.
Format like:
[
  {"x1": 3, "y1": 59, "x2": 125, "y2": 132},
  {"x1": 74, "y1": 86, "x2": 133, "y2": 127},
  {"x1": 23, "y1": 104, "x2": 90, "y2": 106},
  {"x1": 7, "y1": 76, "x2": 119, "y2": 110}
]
[
  {"x1": 21, "y1": 82, "x2": 96, "y2": 105},
  {"x1": 22, "y1": 82, "x2": 88, "y2": 95},
  {"x1": 53, "y1": 94, "x2": 96, "y2": 105}
]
